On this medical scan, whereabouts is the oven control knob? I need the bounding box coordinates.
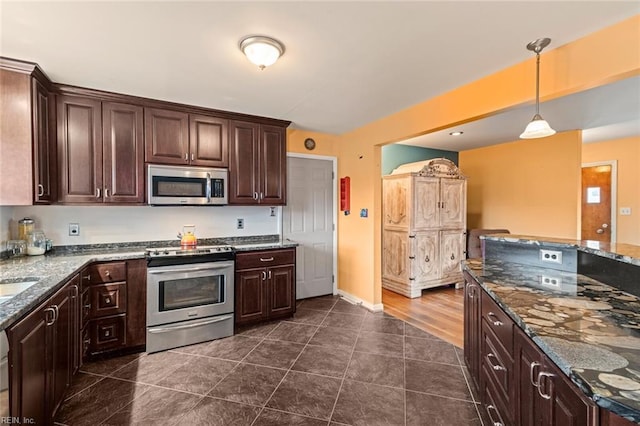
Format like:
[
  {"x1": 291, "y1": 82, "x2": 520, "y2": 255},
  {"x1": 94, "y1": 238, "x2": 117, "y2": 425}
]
[
  {"x1": 216, "y1": 247, "x2": 221, "y2": 251},
  {"x1": 164, "y1": 250, "x2": 170, "y2": 255},
  {"x1": 154, "y1": 250, "x2": 159, "y2": 255}
]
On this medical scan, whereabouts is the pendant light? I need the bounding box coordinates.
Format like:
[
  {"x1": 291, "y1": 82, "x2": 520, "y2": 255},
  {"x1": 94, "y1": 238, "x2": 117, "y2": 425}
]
[
  {"x1": 520, "y1": 38, "x2": 556, "y2": 139},
  {"x1": 239, "y1": 36, "x2": 285, "y2": 70}
]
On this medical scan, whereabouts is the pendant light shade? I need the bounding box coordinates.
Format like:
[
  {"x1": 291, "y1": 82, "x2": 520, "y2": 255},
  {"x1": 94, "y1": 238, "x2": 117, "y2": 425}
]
[
  {"x1": 240, "y1": 36, "x2": 285, "y2": 70},
  {"x1": 520, "y1": 38, "x2": 556, "y2": 139}
]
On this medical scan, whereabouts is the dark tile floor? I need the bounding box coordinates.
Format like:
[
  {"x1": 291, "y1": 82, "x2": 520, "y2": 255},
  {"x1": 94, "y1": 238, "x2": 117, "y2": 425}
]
[{"x1": 56, "y1": 295, "x2": 484, "y2": 425}]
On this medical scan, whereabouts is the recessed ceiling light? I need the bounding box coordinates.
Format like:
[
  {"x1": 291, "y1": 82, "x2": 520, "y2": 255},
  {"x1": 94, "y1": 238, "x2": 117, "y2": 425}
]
[{"x1": 449, "y1": 131, "x2": 464, "y2": 136}]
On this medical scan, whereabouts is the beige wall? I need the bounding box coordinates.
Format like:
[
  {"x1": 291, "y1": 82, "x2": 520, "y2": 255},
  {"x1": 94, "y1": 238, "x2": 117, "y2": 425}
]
[
  {"x1": 459, "y1": 131, "x2": 582, "y2": 239},
  {"x1": 582, "y1": 137, "x2": 640, "y2": 244}
]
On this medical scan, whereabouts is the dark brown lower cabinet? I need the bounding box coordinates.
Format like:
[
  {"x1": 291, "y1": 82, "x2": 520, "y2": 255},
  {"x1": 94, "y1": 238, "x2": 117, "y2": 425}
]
[
  {"x1": 7, "y1": 274, "x2": 79, "y2": 424},
  {"x1": 463, "y1": 273, "x2": 610, "y2": 426},
  {"x1": 235, "y1": 248, "x2": 296, "y2": 326}
]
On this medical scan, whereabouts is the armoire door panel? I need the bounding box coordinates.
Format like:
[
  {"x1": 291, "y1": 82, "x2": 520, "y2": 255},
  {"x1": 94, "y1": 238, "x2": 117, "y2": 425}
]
[
  {"x1": 382, "y1": 229, "x2": 409, "y2": 282},
  {"x1": 414, "y1": 177, "x2": 440, "y2": 229},
  {"x1": 441, "y1": 230, "x2": 465, "y2": 277},
  {"x1": 382, "y1": 177, "x2": 410, "y2": 229},
  {"x1": 440, "y1": 179, "x2": 466, "y2": 228},
  {"x1": 412, "y1": 231, "x2": 440, "y2": 282}
]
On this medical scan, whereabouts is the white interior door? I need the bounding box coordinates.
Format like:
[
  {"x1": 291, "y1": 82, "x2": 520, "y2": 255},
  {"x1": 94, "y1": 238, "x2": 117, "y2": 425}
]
[{"x1": 284, "y1": 156, "x2": 335, "y2": 299}]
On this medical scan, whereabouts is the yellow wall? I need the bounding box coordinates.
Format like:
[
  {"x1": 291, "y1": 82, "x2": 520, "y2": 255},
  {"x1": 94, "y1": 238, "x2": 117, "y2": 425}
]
[
  {"x1": 287, "y1": 129, "x2": 339, "y2": 157},
  {"x1": 331, "y1": 16, "x2": 640, "y2": 306},
  {"x1": 459, "y1": 131, "x2": 582, "y2": 239},
  {"x1": 582, "y1": 137, "x2": 640, "y2": 245}
]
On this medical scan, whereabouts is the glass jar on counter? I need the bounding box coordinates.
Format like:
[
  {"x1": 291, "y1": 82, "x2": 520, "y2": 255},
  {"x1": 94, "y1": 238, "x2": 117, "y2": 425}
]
[
  {"x1": 26, "y1": 230, "x2": 47, "y2": 256},
  {"x1": 18, "y1": 218, "x2": 35, "y2": 241}
]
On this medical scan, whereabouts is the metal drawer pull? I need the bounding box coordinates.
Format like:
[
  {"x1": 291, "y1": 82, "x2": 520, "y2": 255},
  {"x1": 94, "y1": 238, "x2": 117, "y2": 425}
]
[
  {"x1": 487, "y1": 353, "x2": 506, "y2": 371},
  {"x1": 537, "y1": 372, "x2": 555, "y2": 399},
  {"x1": 84, "y1": 303, "x2": 91, "y2": 311},
  {"x1": 105, "y1": 297, "x2": 111, "y2": 304},
  {"x1": 105, "y1": 270, "x2": 110, "y2": 277},
  {"x1": 83, "y1": 275, "x2": 91, "y2": 281},
  {"x1": 148, "y1": 315, "x2": 233, "y2": 333},
  {"x1": 260, "y1": 257, "x2": 274, "y2": 262},
  {"x1": 487, "y1": 312, "x2": 503, "y2": 326},
  {"x1": 44, "y1": 307, "x2": 56, "y2": 326},
  {"x1": 486, "y1": 404, "x2": 503, "y2": 426},
  {"x1": 104, "y1": 330, "x2": 111, "y2": 337},
  {"x1": 530, "y1": 361, "x2": 542, "y2": 387}
]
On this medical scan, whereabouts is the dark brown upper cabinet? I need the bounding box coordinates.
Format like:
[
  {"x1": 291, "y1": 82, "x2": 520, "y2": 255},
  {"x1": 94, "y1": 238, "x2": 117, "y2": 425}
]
[
  {"x1": 229, "y1": 120, "x2": 286, "y2": 205},
  {"x1": 58, "y1": 95, "x2": 144, "y2": 204},
  {"x1": 0, "y1": 59, "x2": 57, "y2": 205},
  {"x1": 145, "y1": 108, "x2": 228, "y2": 167}
]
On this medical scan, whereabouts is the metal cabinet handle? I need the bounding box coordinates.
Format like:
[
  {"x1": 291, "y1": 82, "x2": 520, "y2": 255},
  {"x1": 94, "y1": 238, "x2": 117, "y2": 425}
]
[
  {"x1": 104, "y1": 329, "x2": 111, "y2": 337},
  {"x1": 261, "y1": 271, "x2": 267, "y2": 281},
  {"x1": 487, "y1": 312, "x2": 503, "y2": 326},
  {"x1": 260, "y1": 192, "x2": 264, "y2": 200},
  {"x1": 96, "y1": 188, "x2": 101, "y2": 198},
  {"x1": 71, "y1": 284, "x2": 79, "y2": 298},
  {"x1": 467, "y1": 285, "x2": 475, "y2": 298},
  {"x1": 260, "y1": 257, "x2": 274, "y2": 262},
  {"x1": 83, "y1": 274, "x2": 91, "y2": 282},
  {"x1": 52, "y1": 305, "x2": 59, "y2": 322},
  {"x1": 425, "y1": 255, "x2": 430, "y2": 262},
  {"x1": 44, "y1": 307, "x2": 56, "y2": 326},
  {"x1": 84, "y1": 303, "x2": 91, "y2": 311},
  {"x1": 185, "y1": 153, "x2": 189, "y2": 161},
  {"x1": 105, "y1": 188, "x2": 110, "y2": 198},
  {"x1": 253, "y1": 192, "x2": 259, "y2": 200},
  {"x1": 105, "y1": 297, "x2": 112, "y2": 305},
  {"x1": 530, "y1": 361, "x2": 542, "y2": 387},
  {"x1": 268, "y1": 270, "x2": 272, "y2": 279},
  {"x1": 191, "y1": 153, "x2": 195, "y2": 161},
  {"x1": 486, "y1": 404, "x2": 504, "y2": 426},
  {"x1": 537, "y1": 372, "x2": 555, "y2": 399},
  {"x1": 487, "y1": 353, "x2": 506, "y2": 371},
  {"x1": 37, "y1": 184, "x2": 44, "y2": 196},
  {"x1": 105, "y1": 270, "x2": 110, "y2": 277},
  {"x1": 451, "y1": 253, "x2": 455, "y2": 260}
]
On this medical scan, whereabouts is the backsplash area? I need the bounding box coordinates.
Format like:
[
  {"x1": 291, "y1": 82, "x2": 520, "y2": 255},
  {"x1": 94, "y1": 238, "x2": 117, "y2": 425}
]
[
  {"x1": 8, "y1": 205, "x2": 281, "y2": 246},
  {"x1": 0, "y1": 206, "x2": 13, "y2": 241}
]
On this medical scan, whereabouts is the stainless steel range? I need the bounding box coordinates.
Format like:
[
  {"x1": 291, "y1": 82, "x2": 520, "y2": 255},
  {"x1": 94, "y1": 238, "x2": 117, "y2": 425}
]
[{"x1": 146, "y1": 245, "x2": 234, "y2": 353}]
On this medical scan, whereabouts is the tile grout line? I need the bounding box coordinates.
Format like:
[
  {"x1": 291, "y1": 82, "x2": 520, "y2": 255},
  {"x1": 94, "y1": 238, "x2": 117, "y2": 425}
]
[
  {"x1": 455, "y1": 347, "x2": 486, "y2": 425},
  {"x1": 403, "y1": 322, "x2": 407, "y2": 426}
]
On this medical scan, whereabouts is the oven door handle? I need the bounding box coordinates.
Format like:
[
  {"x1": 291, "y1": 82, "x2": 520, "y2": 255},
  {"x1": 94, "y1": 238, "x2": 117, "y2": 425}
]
[
  {"x1": 148, "y1": 315, "x2": 233, "y2": 333},
  {"x1": 148, "y1": 265, "x2": 231, "y2": 274}
]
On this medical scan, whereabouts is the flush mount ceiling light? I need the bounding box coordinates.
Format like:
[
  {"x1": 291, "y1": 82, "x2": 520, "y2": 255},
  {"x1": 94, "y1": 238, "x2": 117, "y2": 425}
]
[
  {"x1": 239, "y1": 36, "x2": 285, "y2": 70},
  {"x1": 520, "y1": 38, "x2": 556, "y2": 139},
  {"x1": 449, "y1": 131, "x2": 464, "y2": 136}
]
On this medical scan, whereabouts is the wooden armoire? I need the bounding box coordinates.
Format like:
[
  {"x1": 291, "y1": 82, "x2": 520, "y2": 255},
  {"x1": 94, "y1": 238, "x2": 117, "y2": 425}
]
[{"x1": 382, "y1": 158, "x2": 467, "y2": 298}]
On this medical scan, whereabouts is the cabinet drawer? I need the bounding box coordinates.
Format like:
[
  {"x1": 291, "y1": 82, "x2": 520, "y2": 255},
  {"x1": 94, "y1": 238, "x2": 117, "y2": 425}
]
[
  {"x1": 481, "y1": 290, "x2": 513, "y2": 354},
  {"x1": 82, "y1": 262, "x2": 127, "y2": 289},
  {"x1": 81, "y1": 326, "x2": 90, "y2": 359},
  {"x1": 81, "y1": 288, "x2": 90, "y2": 326},
  {"x1": 89, "y1": 282, "x2": 127, "y2": 318},
  {"x1": 89, "y1": 315, "x2": 126, "y2": 354},
  {"x1": 481, "y1": 320, "x2": 513, "y2": 408},
  {"x1": 236, "y1": 248, "x2": 295, "y2": 270},
  {"x1": 481, "y1": 364, "x2": 512, "y2": 426}
]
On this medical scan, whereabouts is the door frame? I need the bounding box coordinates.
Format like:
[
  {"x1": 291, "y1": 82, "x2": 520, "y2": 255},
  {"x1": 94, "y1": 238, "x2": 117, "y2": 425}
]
[
  {"x1": 580, "y1": 160, "x2": 617, "y2": 243},
  {"x1": 285, "y1": 153, "x2": 338, "y2": 294}
]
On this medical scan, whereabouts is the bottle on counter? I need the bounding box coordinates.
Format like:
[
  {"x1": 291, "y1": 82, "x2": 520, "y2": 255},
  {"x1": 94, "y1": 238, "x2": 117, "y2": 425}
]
[
  {"x1": 26, "y1": 230, "x2": 47, "y2": 256},
  {"x1": 17, "y1": 218, "x2": 35, "y2": 241}
]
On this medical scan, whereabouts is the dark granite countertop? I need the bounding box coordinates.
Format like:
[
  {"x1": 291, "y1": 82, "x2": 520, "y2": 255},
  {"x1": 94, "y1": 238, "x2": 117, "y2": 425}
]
[
  {"x1": 463, "y1": 257, "x2": 640, "y2": 423},
  {"x1": 0, "y1": 235, "x2": 297, "y2": 331},
  {"x1": 482, "y1": 234, "x2": 640, "y2": 267}
]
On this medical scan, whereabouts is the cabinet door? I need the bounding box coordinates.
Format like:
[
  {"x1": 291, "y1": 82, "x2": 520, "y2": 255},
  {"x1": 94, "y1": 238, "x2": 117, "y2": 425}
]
[
  {"x1": 229, "y1": 120, "x2": 260, "y2": 204},
  {"x1": 32, "y1": 78, "x2": 57, "y2": 204},
  {"x1": 235, "y1": 268, "x2": 267, "y2": 324},
  {"x1": 189, "y1": 114, "x2": 229, "y2": 167},
  {"x1": 382, "y1": 229, "x2": 410, "y2": 284},
  {"x1": 440, "y1": 230, "x2": 465, "y2": 278},
  {"x1": 68, "y1": 277, "x2": 81, "y2": 375},
  {"x1": 547, "y1": 359, "x2": 598, "y2": 426},
  {"x1": 414, "y1": 177, "x2": 439, "y2": 229},
  {"x1": 57, "y1": 95, "x2": 102, "y2": 203},
  {"x1": 7, "y1": 302, "x2": 49, "y2": 424},
  {"x1": 260, "y1": 124, "x2": 286, "y2": 205},
  {"x1": 440, "y1": 179, "x2": 466, "y2": 228},
  {"x1": 515, "y1": 328, "x2": 548, "y2": 426},
  {"x1": 463, "y1": 272, "x2": 481, "y2": 390},
  {"x1": 268, "y1": 265, "x2": 295, "y2": 317},
  {"x1": 103, "y1": 102, "x2": 144, "y2": 203},
  {"x1": 412, "y1": 231, "x2": 439, "y2": 282},
  {"x1": 50, "y1": 282, "x2": 74, "y2": 421},
  {"x1": 144, "y1": 107, "x2": 189, "y2": 165},
  {"x1": 382, "y1": 177, "x2": 410, "y2": 229}
]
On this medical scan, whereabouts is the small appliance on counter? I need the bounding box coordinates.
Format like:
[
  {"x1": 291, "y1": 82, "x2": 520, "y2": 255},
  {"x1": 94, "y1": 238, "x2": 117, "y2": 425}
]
[{"x1": 178, "y1": 224, "x2": 197, "y2": 248}]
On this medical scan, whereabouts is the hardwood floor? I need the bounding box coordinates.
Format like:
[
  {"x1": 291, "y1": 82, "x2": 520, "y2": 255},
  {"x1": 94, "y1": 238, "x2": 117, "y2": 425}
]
[{"x1": 382, "y1": 285, "x2": 464, "y2": 348}]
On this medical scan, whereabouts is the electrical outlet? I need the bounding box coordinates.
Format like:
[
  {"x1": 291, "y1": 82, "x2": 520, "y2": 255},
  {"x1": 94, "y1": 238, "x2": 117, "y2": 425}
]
[
  {"x1": 620, "y1": 207, "x2": 632, "y2": 216},
  {"x1": 69, "y1": 223, "x2": 80, "y2": 236},
  {"x1": 540, "y1": 249, "x2": 562, "y2": 264},
  {"x1": 237, "y1": 218, "x2": 244, "y2": 229},
  {"x1": 540, "y1": 275, "x2": 562, "y2": 287},
  {"x1": 270, "y1": 207, "x2": 276, "y2": 217}
]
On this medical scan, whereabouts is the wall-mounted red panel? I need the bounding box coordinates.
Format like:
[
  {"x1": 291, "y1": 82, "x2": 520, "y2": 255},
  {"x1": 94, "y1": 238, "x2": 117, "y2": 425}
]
[{"x1": 340, "y1": 177, "x2": 350, "y2": 211}]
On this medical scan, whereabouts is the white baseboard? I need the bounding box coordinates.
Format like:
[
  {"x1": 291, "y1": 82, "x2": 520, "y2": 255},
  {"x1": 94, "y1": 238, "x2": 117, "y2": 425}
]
[{"x1": 337, "y1": 289, "x2": 384, "y2": 312}]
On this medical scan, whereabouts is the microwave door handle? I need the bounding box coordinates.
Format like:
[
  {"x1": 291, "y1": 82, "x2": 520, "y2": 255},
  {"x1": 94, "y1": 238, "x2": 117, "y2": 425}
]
[
  {"x1": 148, "y1": 265, "x2": 230, "y2": 274},
  {"x1": 206, "y1": 173, "x2": 212, "y2": 203}
]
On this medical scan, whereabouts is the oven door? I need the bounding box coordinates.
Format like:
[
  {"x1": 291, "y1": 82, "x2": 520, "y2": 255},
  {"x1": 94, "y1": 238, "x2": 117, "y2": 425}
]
[{"x1": 147, "y1": 260, "x2": 234, "y2": 326}]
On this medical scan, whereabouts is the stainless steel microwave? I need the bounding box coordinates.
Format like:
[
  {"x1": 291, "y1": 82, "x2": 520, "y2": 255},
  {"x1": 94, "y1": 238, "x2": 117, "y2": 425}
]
[{"x1": 147, "y1": 164, "x2": 228, "y2": 205}]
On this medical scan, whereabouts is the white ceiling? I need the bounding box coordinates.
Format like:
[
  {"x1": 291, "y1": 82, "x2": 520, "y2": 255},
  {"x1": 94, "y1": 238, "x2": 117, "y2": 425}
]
[{"x1": 1, "y1": 1, "x2": 639, "y2": 147}]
